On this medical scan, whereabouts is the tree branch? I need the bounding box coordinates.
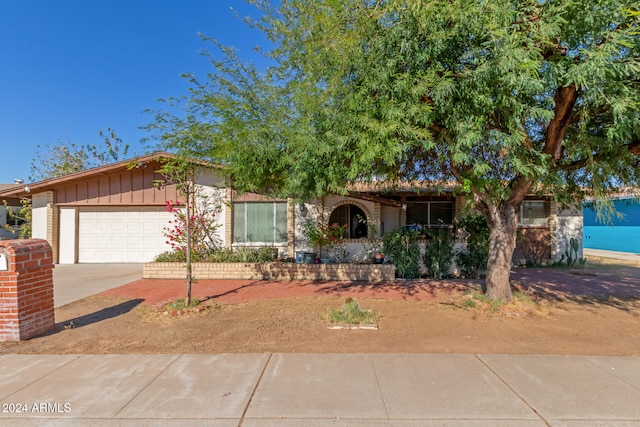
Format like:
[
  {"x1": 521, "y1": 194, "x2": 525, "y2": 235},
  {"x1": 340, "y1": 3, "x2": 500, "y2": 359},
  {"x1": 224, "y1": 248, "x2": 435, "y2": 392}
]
[
  {"x1": 507, "y1": 175, "x2": 533, "y2": 206},
  {"x1": 543, "y1": 84, "x2": 578, "y2": 161},
  {"x1": 554, "y1": 137, "x2": 640, "y2": 172}
]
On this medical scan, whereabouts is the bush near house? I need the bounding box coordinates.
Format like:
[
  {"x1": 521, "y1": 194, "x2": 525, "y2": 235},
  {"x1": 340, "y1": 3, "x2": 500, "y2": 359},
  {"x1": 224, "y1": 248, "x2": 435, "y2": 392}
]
[
  {"x1": 423, "y1": 227, "x2": 455, "y2": 279},
  {"x1": 456, "y1": 215, "x2": 490, "y2": 279},
  {"x1": 155, "y1": 247, "x2": 280, "y2": 263},
  {"x1": 382, "y1": 229, "x2": 420, "y2": 279}
]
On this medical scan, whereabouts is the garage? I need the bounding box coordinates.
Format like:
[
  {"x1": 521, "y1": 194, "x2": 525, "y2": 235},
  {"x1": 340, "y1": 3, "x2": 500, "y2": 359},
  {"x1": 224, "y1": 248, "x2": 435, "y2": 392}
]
[
  {"x1": 0, "y1": 153, "x2": 216, "y2": 264},
  {"x1": 78, "y1": 207, "x2": 172, "y2": 263}
]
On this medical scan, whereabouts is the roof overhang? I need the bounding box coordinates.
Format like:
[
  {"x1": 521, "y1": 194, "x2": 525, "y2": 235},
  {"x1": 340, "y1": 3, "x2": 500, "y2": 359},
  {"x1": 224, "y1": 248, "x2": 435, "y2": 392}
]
[
  {"x1": 0, "y1": 152, "x2": 222, "y2": 199},
  {"x1": 345, "y1": 180, "x2": 457, "y2": 207}
]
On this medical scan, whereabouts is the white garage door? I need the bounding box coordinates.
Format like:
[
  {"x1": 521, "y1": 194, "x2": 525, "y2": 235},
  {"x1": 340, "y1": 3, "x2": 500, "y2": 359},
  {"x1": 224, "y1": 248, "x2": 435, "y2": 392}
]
[{"x1": 78, "y1": 207, "x2": 172, "y2": 263}]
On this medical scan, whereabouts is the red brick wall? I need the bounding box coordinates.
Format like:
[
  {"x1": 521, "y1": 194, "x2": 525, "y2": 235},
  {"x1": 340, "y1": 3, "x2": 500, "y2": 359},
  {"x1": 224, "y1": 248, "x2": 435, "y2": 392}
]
[
  {"x1": 0, "y1": 239, "x2": 55, "y2": 341},
  {"x1": 513, "y1": 227, "x2": 552, "y2": 265}
]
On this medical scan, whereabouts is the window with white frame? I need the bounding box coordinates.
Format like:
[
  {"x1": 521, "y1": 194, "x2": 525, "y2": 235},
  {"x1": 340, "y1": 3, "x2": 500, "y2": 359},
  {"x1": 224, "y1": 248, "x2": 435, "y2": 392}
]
[
  {"x1": 233, "y1": 202, "x2": 288, "y2": 243},
  {"x1": 406, "y1": 201, "x2": 454, "y2": 228},
  {"x1": 520, "y1": 201, "x2": 550, "y2": 226}
]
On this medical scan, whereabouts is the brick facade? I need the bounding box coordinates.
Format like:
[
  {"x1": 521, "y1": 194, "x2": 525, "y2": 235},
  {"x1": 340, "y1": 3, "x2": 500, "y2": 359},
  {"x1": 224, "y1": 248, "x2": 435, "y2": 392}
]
[
  {"x1": 144, "y1": 262, "x2": 396, "y2": 282},
  {"x1": 0, "y1": 239, "x2": 55, "y2": 341}
]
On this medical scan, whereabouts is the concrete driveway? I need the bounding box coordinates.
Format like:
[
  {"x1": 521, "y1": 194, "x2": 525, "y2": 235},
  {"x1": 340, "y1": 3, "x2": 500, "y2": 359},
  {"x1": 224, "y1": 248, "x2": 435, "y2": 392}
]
[{"x1": 52, "y1": 263, "x2": 143, "y2": 308}]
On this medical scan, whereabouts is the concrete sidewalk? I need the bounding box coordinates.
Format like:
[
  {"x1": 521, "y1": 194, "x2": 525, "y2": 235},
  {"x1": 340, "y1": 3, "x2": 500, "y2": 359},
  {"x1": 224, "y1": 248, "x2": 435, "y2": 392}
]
[
  {"x1": 1, "y1": 353, "x2": 639, "y2": 426},
  {"x1": 584, "y1": 248, "x2": 640, "y2": 267}
]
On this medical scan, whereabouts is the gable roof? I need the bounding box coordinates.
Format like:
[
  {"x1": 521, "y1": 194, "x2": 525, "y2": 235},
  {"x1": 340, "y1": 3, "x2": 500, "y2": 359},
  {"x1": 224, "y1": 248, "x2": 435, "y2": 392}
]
[
  {"x1": 0, "y1": 152, "x2": 177, "y2": 198},
  {"x1": 0, "y1": 184, "x2": 21, "y2": 191}
]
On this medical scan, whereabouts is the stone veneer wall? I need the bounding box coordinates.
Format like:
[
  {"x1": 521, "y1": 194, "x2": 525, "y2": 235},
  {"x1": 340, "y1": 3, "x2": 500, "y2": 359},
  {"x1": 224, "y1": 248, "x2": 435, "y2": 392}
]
[{"x1": 144, "y1": 262, "x2": 395, "y2": 282}]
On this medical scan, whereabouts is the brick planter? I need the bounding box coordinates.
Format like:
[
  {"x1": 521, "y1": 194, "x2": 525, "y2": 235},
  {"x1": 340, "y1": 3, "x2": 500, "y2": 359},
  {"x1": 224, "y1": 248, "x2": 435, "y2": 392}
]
[
  {"x1": 144, "y1": 262, "x2": 395, "y2": 282},
  {"x1": 0, "y1": 239, "x2": 55, "y2": 341}
]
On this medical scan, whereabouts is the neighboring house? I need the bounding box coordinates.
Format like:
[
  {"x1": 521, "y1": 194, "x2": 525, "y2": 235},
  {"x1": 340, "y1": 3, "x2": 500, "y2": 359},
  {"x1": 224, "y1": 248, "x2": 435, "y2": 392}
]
[
  {"x1": 583, "y1": 194, "x2": 640, "y2": 254},
  {"x1": 0, "y1": 153, "x2": 583, "y2": 264},
  {"x1": 0, "y1": 184, "x2": 21, "y2": 240}
]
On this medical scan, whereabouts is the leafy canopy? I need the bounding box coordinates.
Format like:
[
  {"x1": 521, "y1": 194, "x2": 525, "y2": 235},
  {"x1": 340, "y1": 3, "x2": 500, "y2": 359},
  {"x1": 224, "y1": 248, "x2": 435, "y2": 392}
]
[{"x1": 149, "y1": 0, "x2": 640, "y2": 210}]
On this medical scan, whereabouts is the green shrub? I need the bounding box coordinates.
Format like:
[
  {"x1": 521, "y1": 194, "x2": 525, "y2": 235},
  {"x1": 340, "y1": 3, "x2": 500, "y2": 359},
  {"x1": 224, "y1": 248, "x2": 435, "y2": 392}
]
[
  {"x1": 228, "y1": 247, "x2": 279, "y2": 263},
  {"x1": 328, "y1": 298, "x2": 376, "y2": 325},
  {"x1": 456, "y1": 215, "x2": 489, "y2": 279},
  {"x1": 423, "y1": 227, "x2": 455, "y2": 279},
  {"x1": 383, "y1": 228, "x2": 420, "y2": 279},
  {"x1": 154, "y1": 247, "x2": 279, "y2": 263},
  {"x1": 162, "y1": 298, "x2": 201, "y2": 311},
  {"x1": 154, "y1": 250, "x2": 189, "y2": 262}
]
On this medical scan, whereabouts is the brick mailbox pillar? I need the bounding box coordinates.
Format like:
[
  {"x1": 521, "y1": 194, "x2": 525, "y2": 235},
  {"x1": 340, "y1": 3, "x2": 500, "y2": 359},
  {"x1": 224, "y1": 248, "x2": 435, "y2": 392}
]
[{"x1": 0, "y1": 239, "x2": 55, "y2": 341}]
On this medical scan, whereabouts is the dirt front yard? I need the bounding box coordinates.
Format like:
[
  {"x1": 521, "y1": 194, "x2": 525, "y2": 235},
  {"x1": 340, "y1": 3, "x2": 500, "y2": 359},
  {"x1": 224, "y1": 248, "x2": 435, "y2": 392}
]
[{"x1": 2, "y1": 264, "x2": 639, "y2": 356}]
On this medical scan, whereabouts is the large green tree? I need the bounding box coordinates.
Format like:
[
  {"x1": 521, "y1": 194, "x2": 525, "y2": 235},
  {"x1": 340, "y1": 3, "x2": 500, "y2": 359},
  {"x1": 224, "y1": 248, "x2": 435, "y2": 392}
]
[{"x1": 150, "y1": 0, "x2": 639, "y2": 300}]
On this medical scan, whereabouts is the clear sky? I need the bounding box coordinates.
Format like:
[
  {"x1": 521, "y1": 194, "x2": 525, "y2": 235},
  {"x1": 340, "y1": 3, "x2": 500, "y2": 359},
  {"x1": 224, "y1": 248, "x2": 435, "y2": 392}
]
[{"x1": 0, "y1": 0, "x2": 268, "y2": 184}]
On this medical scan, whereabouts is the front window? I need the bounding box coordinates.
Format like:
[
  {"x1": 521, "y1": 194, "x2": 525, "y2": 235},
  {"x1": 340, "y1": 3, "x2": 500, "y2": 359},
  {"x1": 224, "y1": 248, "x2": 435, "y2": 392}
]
[
  {"x1": 406, "y1": 201, "x2": 454, "y2": 228},
  {"x1": 520, "y1": 201, "x2": 550, "y2": 226},
  {"x1": 233, "y1": 202, "x2": 287, "y2": 243},
  {"x1": 328, "y1": 204, "x2": 368, "y2": 238}
]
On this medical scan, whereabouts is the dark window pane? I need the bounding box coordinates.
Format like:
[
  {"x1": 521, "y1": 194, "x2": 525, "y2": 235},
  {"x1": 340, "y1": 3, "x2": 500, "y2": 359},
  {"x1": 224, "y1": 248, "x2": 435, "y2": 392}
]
[
  {"x1": 406, "y1": 203, "x2": 429, "y2": 225},
  {"x1": 350, "y1": 205, "x2": 367, "y2": 238},
  {"x1": 329, "y1": 204, "x2": 368, "y2": 238},
  {"x1": 430, "y1": 203, "x2": 453, "y2": 225}
]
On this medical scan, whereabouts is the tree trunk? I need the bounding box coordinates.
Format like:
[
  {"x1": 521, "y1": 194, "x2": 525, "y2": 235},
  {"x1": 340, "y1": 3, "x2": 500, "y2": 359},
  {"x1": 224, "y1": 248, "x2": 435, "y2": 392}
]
[
  {"x1": 185, "y1": 186, "x2": 192, "y2": 307},
  {"x1": 483, "y1": 202, "x2": 519, "y2": 301}
]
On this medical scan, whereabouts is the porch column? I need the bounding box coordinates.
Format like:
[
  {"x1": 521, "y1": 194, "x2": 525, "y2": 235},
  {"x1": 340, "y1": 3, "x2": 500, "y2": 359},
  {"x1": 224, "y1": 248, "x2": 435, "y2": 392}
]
[
  {"x1": 31, "y1": 191, "x2": 59, "y2": 263},
  {"x1": 548, "y1": 202, "x2": 558, "y2": 259},
  {"x1": 225, "y1": 188, "x2": 233, "y2": 249},
  {"x1": 287, "y1": 198, "x2": 295, "y2": 258},
  {"x1": 0, "y1": 205, "x2": 6, "y2": 227},
  {"x1": 373, "y1": 202, "x2": 382, "y2": 238}
]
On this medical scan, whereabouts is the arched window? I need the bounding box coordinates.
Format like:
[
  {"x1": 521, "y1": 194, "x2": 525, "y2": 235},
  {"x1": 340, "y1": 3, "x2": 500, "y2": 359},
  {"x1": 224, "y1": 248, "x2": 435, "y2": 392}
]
[{"x1": 329, "y1": 204, "x2": 368, "y2": 238}]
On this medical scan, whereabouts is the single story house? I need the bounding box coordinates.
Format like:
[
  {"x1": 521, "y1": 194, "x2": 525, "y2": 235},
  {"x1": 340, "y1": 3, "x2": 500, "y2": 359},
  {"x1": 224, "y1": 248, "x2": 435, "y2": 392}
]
[{"x1": 0, "y1": 153, "x2": 583, "y2": 265}]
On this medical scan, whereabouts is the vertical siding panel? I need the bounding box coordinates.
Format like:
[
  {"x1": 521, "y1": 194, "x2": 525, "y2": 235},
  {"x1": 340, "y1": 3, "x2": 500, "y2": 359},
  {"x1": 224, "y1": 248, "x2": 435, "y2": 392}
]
[
  {"x1": 109, "y1": 174, "x2": 122, "y2": 204},
  {"x1": 43, "y1": 159, "x2": 181, "y2": 207},
  {"x1": 87, "y1": 178, "x2": 99, "y2": 203},
  {"x1": 131, "y1": 169, "x2": 144, "y2": 203},
  {"x1": 121, "y1": 171, "x2": 132, "y2": 204},
  {"x1": 98, "y1": 176, "x2": 109, "y2": 203},
  {"x1": 55, "y1": 185, "x2": 66, "y2": 204},
  {"x1": 77, "y1": 182, "x2": 88, "y2": 204},
  {"x1": 142, "y1": 167, "x2": 155, "y2": 203},
  {"x1": 152, "y1": 171, "x2": 165, "y2": 204}
]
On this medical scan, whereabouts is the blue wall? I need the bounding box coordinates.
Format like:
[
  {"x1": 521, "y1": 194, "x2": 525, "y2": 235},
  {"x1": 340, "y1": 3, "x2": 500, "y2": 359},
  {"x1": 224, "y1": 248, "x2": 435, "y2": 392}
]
[{"x1": 583, "y1": 198, "x2": 640, "y2": 253}]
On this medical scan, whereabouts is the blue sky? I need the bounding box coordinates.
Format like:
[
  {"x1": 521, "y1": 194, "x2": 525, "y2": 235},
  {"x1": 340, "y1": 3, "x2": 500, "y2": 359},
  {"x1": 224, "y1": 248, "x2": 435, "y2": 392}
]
[{"x1": 0, "y1": 0, "x2": 268, "y2": 184}]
